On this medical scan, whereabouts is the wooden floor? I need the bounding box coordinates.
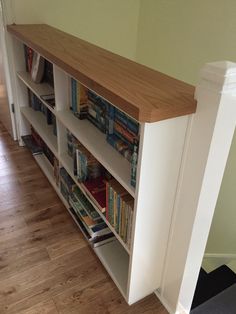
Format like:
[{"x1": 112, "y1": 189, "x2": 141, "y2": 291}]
[{"x1": 0, "y1": 122, "x2": 168, "y2": 314}]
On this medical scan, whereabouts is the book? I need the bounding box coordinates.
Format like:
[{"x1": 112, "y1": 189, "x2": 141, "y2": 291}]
[
  {"x1": 82, "y1": 176, "x2": 106, "y2": 213},
  {"x1": 53, "y1": 157, "x2": 60, "y2": 186},
  {"x1": 70, "y1": 78, "x2": 88, "y2": 119},
  {"x1": 113, "y1": 121, "x2": 138, "y2": 145},
  {"x1": 69, "y1": 194, "x2": 110, "y2": 238},
  {"x1": 72, "y1": 186, "x2": 100, "y2": 221},
  {"x1": 106, "y1": 133, "x2": 132, "y2": 162},
  {"x1": 21, "y1": 135, "x2": 42, "y2": 155},
  {"x1": 24, "y1": 45, "x2": 34, "y2": 72},
  {"x1": 74, "y1": 145, "x2": 103, "y2": 182},
  {"x1": 40, "y1": 94, "x2": 55, "y2": 108},
  {"x1": 43, "y1": 60, "x2": 54, "y2": 87},
  {"x1": 60, "y1": 167, "x2": 76, "y2": 193},
  {"x1": 131, "y1": 139, "x2": 138, "y2": 187},
  {"x1": 114, "y1": 108, "x2": 139, "y2": 136},
  {"x1": 31, "y1": 52, "x2": 45, "y2": 83}
]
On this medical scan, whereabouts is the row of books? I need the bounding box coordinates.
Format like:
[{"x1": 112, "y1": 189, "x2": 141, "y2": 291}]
[
  {"x1": 28, "y1": 89, "x2": 57, "y2": 136},
  {"x1": 106, "y1": 179, "x2": 134, "y2": 248},
  {"x1": 59, "y1": 167, "x2": 114, "y2": 247},
  {"x1": 67, "y1": 129, "x2": 104, "y2": 182},
  {"x1": 24, "y1": 45, "x2": 54, "y2": 87},
  {"x1": 69, "y1": 79, "x2": 139, "y2": 187}
]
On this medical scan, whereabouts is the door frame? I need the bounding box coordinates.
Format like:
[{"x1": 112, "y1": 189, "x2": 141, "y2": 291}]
[{"x1": 0, "y1": 0, "x2": 17, "y2": 139}]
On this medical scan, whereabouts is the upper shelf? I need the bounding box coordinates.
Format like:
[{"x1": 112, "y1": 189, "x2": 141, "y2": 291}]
[{"x1": 7, "y1": 24, "x2": 196, "y2": 123}]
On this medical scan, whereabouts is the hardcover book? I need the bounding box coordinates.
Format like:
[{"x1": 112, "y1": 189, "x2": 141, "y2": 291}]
[{"x1": 82, "y1": 176, "x2": 106, "y2": 213}]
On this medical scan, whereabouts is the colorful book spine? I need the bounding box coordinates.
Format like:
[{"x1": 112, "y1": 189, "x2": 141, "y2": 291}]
[
  {"x1": 106, "y1": 133, "x2": 132, "y2": 162},
  {"x1": 131, "y1": 140, "x2": 138, "y2": 187},
  {"x1": 114, "y1": 108, "x2": 139, "y2": 136},
  {"x1": 105, "y1": 179, "x2": 134, "y2": 247},
  {"x1": 71, "y1": 78, "x2": 77, "y2": 114},
  {"x1": 113, "y1": 121, "x2": 137, "y2": 145}
]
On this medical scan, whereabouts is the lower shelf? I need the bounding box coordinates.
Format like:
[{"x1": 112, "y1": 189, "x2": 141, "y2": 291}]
[
  {"x1": 33, "y1": 152, "x2": 129, "y2": 300},
  {"x1": 94, "y1": 240, "x2": 129, "y2": 299}
]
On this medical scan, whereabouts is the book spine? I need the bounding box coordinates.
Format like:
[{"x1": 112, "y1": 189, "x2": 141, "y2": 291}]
[
  {"x1": 73, "y1": 148, "x2": 77, "y2": 176},
  {"x1": 116, "y1": 194, "x2": 121, "y2": 234},
  {"x1": 113, "y1": 189, "x2": 117, "y2": 230},
  {"x1": 127, "y1": 206, "x2": 133, "y2": 248},
  {"x1": 71, "y1": 78, "x2": 77, "y2": 113},
  {"x1": 108, "y1": 185, "x2": 113, "y2": 226},
  {"x1": 107, "y1": 104, "x2": 115, "y2": 134},
  {"x1": 131, "y1": 140, "x2": 138, "y2": 188},
  {"x1": 114, "y1": 121, "x2": 137, "y2": 144},
  {"x1": 105, "y1": 181, "x2": 109, "y2": 220},
  {"x1": 115, "y1": 109, "x2": 139, "y2": 135}
]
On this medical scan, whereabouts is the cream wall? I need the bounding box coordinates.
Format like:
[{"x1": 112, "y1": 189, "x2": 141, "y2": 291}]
[
  {"x1": 11, "y1": 0, "x2": 141, "y2": 60},
  {"x1": 136, "y1": 0, "x2": 236, "y2": 85},
  {"x1": 136, "y1": 0, "x2": 236, "y2": 255}
]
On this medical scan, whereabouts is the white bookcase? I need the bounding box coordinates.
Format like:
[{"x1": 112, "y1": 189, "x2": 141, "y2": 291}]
[{"x1": 8, "y1": 24, "x2": 195, "y2": 305}]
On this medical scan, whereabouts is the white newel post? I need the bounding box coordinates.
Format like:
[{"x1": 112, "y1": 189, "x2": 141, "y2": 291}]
[{"x1": 157, "y1": 61, "x2": 236, "y2": 314}]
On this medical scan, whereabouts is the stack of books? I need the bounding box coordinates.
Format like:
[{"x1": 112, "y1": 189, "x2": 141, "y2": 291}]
[
  {"x1": 24, "y1": 44, "x2": 54, "y2": 88},
  {"x1": 74, "y1": 143, "x2": 103, "y2": 182},
  {"x1": 66, "y1": 130, "x2": 103, "y2": 182},
  {"x1": 70, "y1": 78, "x2": 88, "y2": 119},
  {"x1": 107, "y1": 107, "x2": 139, "y2": 187},
  {"x1": 69, "y1": 183, "x2": 114, "y2": 247},
  {"x1": 106, "y1": 179, "x2": 134, "y2": 248}
]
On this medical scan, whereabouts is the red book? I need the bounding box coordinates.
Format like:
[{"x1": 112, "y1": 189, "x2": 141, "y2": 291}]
[{"x1": 82, "y1": 177, "x2": 106, "y2": 213}]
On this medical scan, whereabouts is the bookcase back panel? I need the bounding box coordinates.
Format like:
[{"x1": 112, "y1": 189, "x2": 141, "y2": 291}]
[{"x1": 127, "y1": 115, "x2": 189, "y2": 304}]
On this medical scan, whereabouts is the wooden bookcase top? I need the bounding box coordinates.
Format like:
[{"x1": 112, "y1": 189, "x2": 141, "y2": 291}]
[{"x1": 7, "y1": 23, "x2": 196, "y2": 122}]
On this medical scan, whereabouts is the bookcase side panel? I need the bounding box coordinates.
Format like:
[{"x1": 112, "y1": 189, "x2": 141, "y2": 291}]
[
  {"x1": 53, "y1": 65, "x2": 69, "y2": 111},
  {"x1": 11, "y1": 39, "x2": 30, "y2": 141},
  {"x1": 127, "y1": 116, "x2": 189, "y2": 304}
]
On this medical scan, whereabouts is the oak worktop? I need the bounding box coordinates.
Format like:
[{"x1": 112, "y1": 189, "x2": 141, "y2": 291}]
[{"x1": 7, "y1": 23, "x2": 196, "y2": 122}]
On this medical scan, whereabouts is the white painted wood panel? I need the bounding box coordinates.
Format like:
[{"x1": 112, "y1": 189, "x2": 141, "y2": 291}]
[
  {"x1": 159, "y1": 61, "x2": 236, "y2": 314},
  {"x1": 127, "y1": 116, "x2": 188, "y2": 304}
]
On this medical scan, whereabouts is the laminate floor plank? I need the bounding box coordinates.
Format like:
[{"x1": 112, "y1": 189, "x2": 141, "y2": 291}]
[{"x1": 0, "y1": 122, "x2": 168, "y2": 313}]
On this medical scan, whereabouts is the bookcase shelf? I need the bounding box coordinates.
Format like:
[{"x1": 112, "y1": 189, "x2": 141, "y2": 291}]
[
  {"x1": 57, "y1": 110, "x2": 135, "y2": 197},
  {"x1": 94, "y1": 240, "x2": 129, "y2": 299},
  {"x1": 34, "y1": 153, "x2": 58, "y2": 190},
  {"x1": 21, "y1": 106, "x2": 58, "y2": 157},
  {"x1": 8, "y1": 24, "x2": 194, "y2": 305},
  {"x1": 17, "y1": 71, "x2": 55, "y2": 113}
]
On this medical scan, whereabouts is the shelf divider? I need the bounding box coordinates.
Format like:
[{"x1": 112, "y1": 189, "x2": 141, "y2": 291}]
[
  {"x1": 21, "y1": 106, "x2": 58, "y2": 157},
  {"x1": 17, "y1": 71, "x2": 55, "y2": 113}
]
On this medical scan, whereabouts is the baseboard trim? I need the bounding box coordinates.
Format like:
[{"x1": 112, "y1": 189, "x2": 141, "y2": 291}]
[
  {"x1": 154, "y1": 290, "x2": 188, "y2": 314},
  {"x1": 155, "y1": 290, "x2": 175, "y2": 314}
]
